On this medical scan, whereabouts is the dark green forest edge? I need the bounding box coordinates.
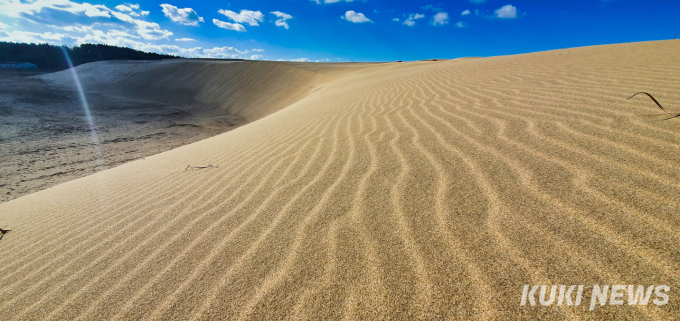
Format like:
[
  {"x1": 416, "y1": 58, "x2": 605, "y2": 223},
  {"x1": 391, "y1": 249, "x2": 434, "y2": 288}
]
[{"x1": 0, "y1": 42, "x2": 179, "y2": 71}]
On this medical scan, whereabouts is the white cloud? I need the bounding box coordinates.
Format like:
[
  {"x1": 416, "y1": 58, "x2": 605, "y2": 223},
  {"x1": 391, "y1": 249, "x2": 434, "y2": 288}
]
[
  {"x1": 115, "y1": 4, "x2": 133, "y2": 12},
  {"x1": 271, "y1": 11, "x2": 293, "y2": 29},
  {"x1": 124, "y1": 17, "x2": 172, "y2": 40},
  {"x1": 196, "y1": 46, "x2": 263, "y2": 59},
  {"x1": 202, "y1": 46, "x2": 246, "y2": 58},
  {"x1": 0, "y1": 0, "x2": 163, "y2": 34},
  {"x1": 421, "y1": 5, "x2": 442, "y2": 12},
  {"x1": 456, "y1": 21, "x2": 468, "y2": 28},
  {"x1": 107, "y1": 29, "x2": 138, "y2": 38},
  {"x1": 213, "y1": 18, "x2": 246, "y2": 32},
  {"x1": 342, "y1": 11, "x2": 371, "y2": 23},
  {"x1": 218, "y1": 9, "x2": 264, "y2": 26},
  {"x1": 0, "y1": 6, "x2": 264, "y2": 61},
  {"x1": 250, "y1": 54, "x2": 263, "y2": 60},
  {"x1": 470, "y1": 0, "x2": 488, "y2": 3},
  {"x1": 271, "y1": 11, "x2": 293, "y2": 20},
  {"x1": 290, "y1": 58, "x2": 311, "y2": 62},
  {"x1": 115, "y1": 3, "x2": 142, "y2": 15},
  {"x1": 432, "y1": 12, "x2": 449, "y2": 26},
  {"x1": 392, "y1": 18, "x2": 400, "y2": 22},
  {"x1": 0, "y1": 0, "x2": 277, "y2": 61},
  {"x1": 403, "y1": 13, "x2": 425, "y2": 27},
  {"x1": 312, "y1": 0, "x2": 354, "y2": 4},
  {"x1": 160, "y1": 4, "x2": 204, "y2": 26},
  {"x1": 0, "y1": 0, "x2": 173, "y2": 40},
  {"x1": 0, "y1": 0, "x2": 88, "y2": 18},
  {"x1": 461, "y1": 10, "x2": 471, "y2": 16},
  {"x1": 0, "y1": 30, "x2": 76, "y2": 43},
  {"x1": 495, "y1": 5, "x2": 517, "y2": 19}
]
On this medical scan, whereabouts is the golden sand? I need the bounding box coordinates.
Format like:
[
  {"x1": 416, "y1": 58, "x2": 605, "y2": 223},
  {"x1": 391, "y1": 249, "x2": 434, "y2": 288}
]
[
  {"x1": 0, "y1": 40, "x2": 679, "y2": 320},
  {"x1": 0, "y1": 60, "x2": 379, "y2": 202}
]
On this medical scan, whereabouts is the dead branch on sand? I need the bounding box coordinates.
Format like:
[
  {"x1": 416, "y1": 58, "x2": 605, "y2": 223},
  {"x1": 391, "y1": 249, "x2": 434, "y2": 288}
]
[
  {"x1": 627, "y1": 92, "x2": 680, "y2": 120},
  {"x1": 0, "y1": 227, "x2": 11, "y2": 241},
  {"x1": 185, "y1": 164, "x2": 219, "y2": 170}
]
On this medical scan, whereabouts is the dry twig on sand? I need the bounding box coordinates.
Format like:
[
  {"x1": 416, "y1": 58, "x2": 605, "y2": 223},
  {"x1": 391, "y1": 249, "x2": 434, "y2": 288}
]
[
  {"x1": 185, "y1": 164, "x2": 220, "y2": 170},
  {"x1": 627, "y1": 92, "x2": 680, "y2": 120},
  {"x1": 0, "y1": 227, "x2": 11, "y2": 241}
]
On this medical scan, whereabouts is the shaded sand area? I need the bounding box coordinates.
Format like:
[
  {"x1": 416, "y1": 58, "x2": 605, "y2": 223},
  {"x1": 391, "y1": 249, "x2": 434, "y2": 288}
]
[
  {"x1": 1, "y1": 40, "x2": 679, "y2": 320},
  {"x1": 0, "y1": 60, "x2": 372, "y2": 202}
]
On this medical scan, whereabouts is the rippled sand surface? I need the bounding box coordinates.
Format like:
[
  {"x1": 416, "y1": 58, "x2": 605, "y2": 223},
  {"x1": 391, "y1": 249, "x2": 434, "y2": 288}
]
[{"x1": 1, "y1": 40, "x2": 679, "y2": 320}]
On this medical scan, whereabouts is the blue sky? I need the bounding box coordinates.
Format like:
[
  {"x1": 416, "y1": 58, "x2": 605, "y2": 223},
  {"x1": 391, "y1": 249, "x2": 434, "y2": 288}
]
[{"x1": 0, "y1": 0, "x2": 678, "y2": 62}]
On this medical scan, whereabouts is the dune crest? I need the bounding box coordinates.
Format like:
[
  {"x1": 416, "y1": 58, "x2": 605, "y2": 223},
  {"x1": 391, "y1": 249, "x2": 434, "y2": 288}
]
[
  {"x1": 1, "y1": 40, "x2": 679, "y2": 320},
  {"x1": 39, "y1": 59, "x2": 378, "y2": 122},
  {"x1": 0, "y1": 60, "x2": 382, "y2": 202}
]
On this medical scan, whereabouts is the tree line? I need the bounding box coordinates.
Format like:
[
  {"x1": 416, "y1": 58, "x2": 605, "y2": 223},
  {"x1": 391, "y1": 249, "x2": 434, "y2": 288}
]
[{"x1": 0, "y1": 42, "x2": 179, "y2": 70}]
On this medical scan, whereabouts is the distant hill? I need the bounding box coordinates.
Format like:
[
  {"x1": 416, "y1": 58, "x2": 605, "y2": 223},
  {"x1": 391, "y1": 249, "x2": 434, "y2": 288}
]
[{"x1": 0, "y1": 42, "x2": 179, "y2": 71}]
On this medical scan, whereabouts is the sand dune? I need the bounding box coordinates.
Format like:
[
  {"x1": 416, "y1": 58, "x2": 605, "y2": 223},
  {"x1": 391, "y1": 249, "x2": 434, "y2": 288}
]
[
  {"x1": 0, "y1": 60, "x2": 380, "y2": 202},
  {"x1": 39, "y1": 59, "x2": 378, "y2": 123},
  {"x1": 1, "y1": 40, "x2": 679, "y2": 320}
]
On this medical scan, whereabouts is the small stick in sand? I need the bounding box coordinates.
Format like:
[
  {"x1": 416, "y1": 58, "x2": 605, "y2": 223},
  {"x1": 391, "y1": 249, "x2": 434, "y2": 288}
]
[
  {"x1": 0, "y1": 227, "x2": 11, "y2": 241},
  {"x1": 627, "y1": 92, "x2": 680, "y2": 120},
  {"x1": 185, "y1": 164, "x2": 219, "y2": 170}
]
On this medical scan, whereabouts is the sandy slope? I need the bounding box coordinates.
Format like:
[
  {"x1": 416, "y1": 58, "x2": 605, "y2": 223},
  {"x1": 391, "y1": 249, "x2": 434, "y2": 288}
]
[
  {"x1": 0, "y1": 60, "x2": 379, "y2": 202},
  {"x1": 38, "y1": 59, "x2": 375, "y2": 123},
  {"x1": 1, "y1": 40, "x2": 679, "y2": 320}
]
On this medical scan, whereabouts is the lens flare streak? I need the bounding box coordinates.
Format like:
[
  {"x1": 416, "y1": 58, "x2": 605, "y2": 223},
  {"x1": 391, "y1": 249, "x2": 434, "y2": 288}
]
[{"x1": 61, "y1": 46, "x2": 103, "y2": 169}]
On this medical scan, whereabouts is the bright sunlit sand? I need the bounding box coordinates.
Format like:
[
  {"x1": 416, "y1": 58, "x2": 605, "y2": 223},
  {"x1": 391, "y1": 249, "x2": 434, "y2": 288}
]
[{"x1": 0, "y1": 40, "x2": 679, "y2": 320}]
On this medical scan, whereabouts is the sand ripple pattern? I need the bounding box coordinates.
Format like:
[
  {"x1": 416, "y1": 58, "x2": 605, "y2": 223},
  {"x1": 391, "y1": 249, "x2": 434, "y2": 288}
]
[{"x1": 1, "y1": 40, "x2": 679, "y2": 320}]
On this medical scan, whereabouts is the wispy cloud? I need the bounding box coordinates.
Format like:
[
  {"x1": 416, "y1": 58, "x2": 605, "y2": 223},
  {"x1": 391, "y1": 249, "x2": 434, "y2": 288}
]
[
  {"x1": 495, "y1": 5, "x2": 518, "y2": 19},
  {"x1": 312, "y1": 0, "x2": 354, "y2": 4},
  {"x1": 213, "y1": 19, "x2": 246, "y2": 32},
  {"x1": 217, "y1": 9, "x2": 264, "y2": 26},
  {"x1": 115, "y1": 4, "x2": 138, "y2": 12},
  {"x1": 421, "y1": 5, "x2": 442, "y2": 12},
  {"x1": 0, "y1": 0, "x2": 172, "y2": 40},
  {"x1": 115, "y1": 3, "x2": 147, "y2": 16},
  {"x1": 403, "y1": 13, "x2": 425, "y2": 27},
  {"x1": 432, "y1": 12, "x2": 449, "y2": 26},
  {"x1": 271, "y1": 11, "x2": 293, "y2": 29},
  {"x1": 0, "y1": 0, "x2": 272, "y2": 60},
  {"x1": 342, "y1": 11, "x2": 371, "y2": 23},
  {"x1": 0, "y1": 28, "x2": 260, "y2": 59},
  {"x1": 160, "y1": 4, "x2": 203, "y2": 26}
]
